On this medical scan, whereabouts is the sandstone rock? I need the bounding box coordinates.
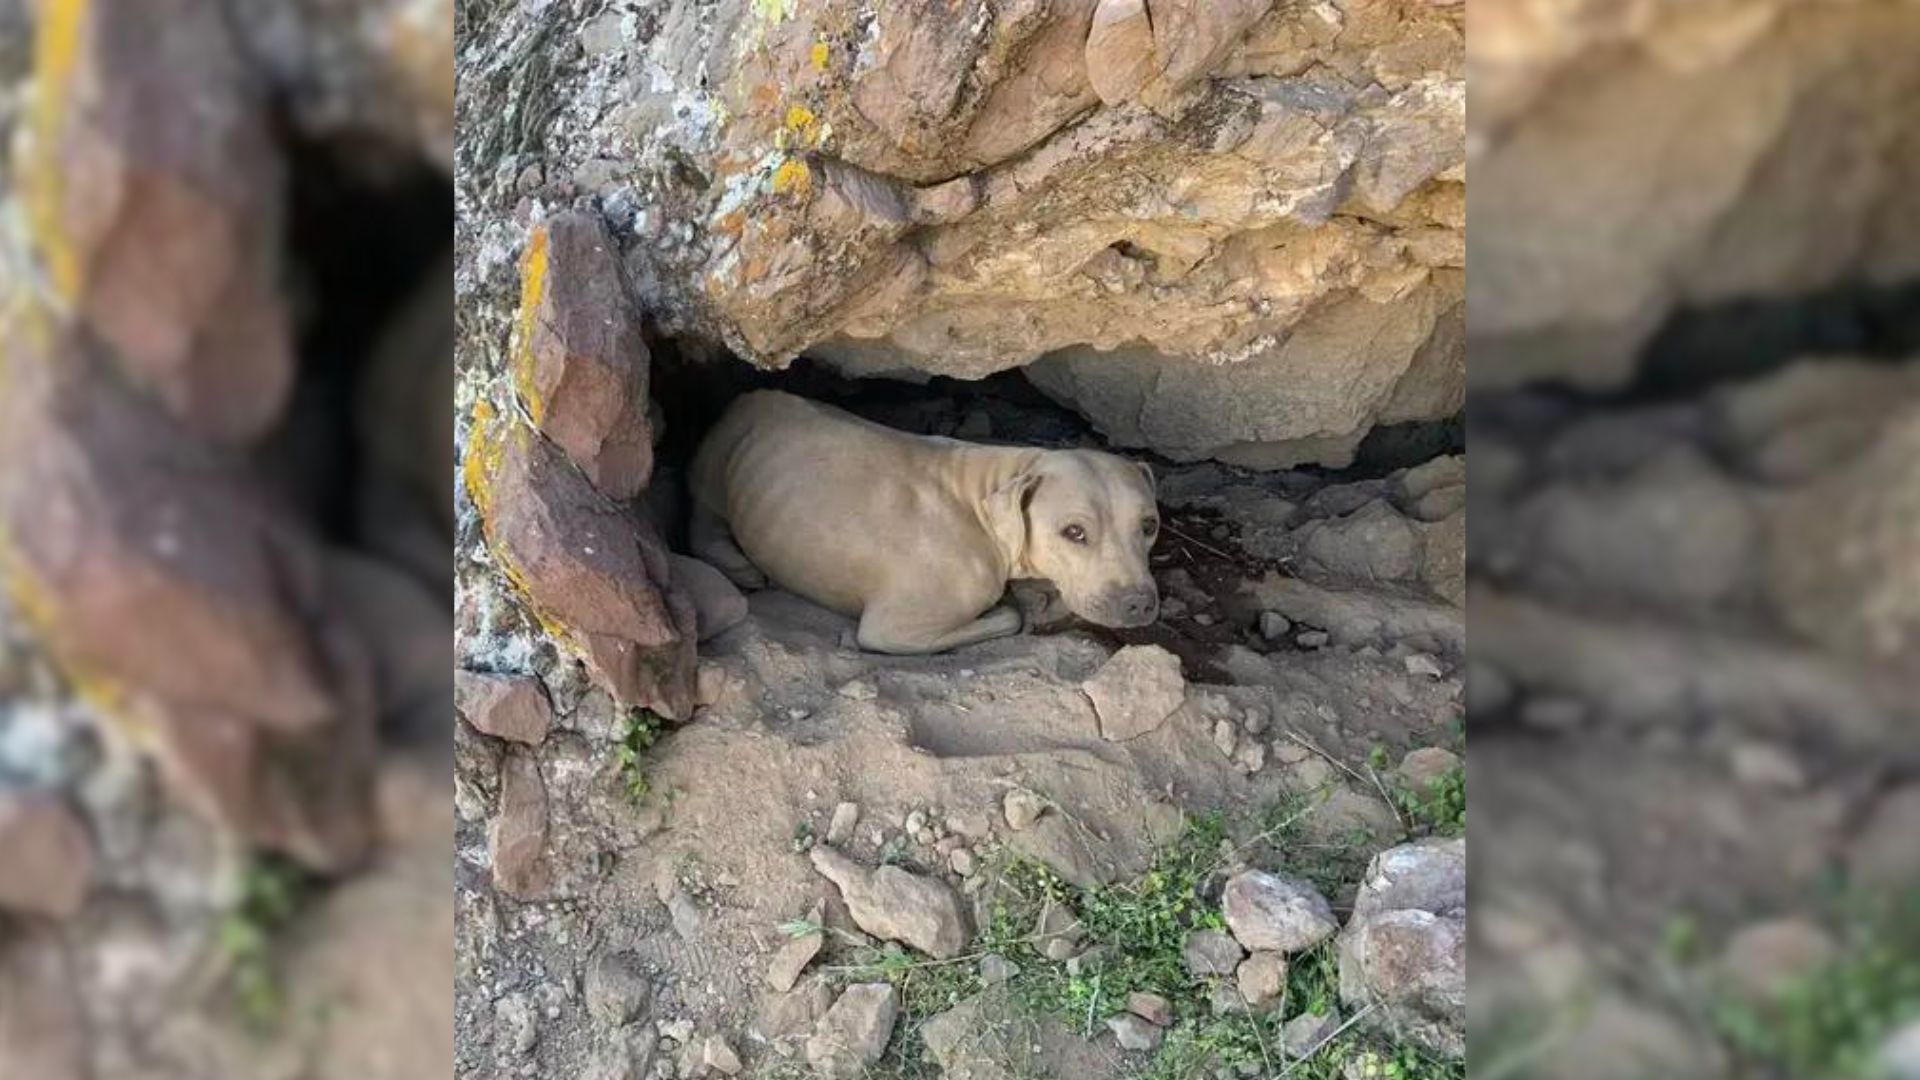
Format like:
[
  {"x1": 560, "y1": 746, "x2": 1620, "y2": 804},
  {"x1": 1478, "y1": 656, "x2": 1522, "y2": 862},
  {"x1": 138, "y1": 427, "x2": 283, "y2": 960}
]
[
  {"x1": 922, "y1": 988, "x2": 1122, "y2": 1080},
  {"x1": 808, "y1": 847, "x2": 969, "y2": 959},
  {"x1": 703, "y1": 1036, "x2": 743, "y2": 1076},
  {"x1": 1183, "y1": 929, "x2": 1245, "y2": 977},
  {"x1": 1281, "y1": 1009, "x2": 1341, "y2": 1057},
  {"x1": 981, "y1": 954, "x2": 1020, "y2": 986},
  {"x1": 0, "y1": 927, "x2": 87, "y2": 1080},
  {"x1": 1126, "y1": 991, "x2": 1173, "y2": 1027},
  {"x1": 1718, "y1": 917, "x2": 1837, "y2": 1004},
  {"x1": 512, "y1": 211, "x2": 655, "y2": 500},
  {"x1": 669, "y1": 555, "x2": 750, "y2": 642},
  {"x1": 754, "y1": 977, "x2": 835, "y2": 1050},
  {"x1": 0, "y1": 346, "x2": 376, "y2": 872},
  {"x1": 1338, "y1": 838, "x2": 1466, "y2": 1057},
  {"x1": 1470, "y1": 3, "x2": 1920, "y2": 390},
  {"x1": 464, "y1": 410, "x2": 696, "y2": 719},
  {"x1": 490, "y1": 752, "x2": 550, "y2": 899},
  {"x1": 0, "y1": 794, "x2": 94, "y2": 918},
  {"x1": 826, "y1": 802, "x2": 860, "y2": 846},
  {"x1": 805, "y1": 983, "x2": 898, "y2": 1079},
  {"x1": 1106, "y1": 1012, "x2": 1162, "y2": 1052},
  {"x1": 1034, "y1": 898, "x2": 1085, "y2": 962},
  {"x1": 1222, "y1": 870, "x2": 1339, "y2": 953},
  {"x1": 28, "y1": 0, "x2": 293, "y2": 444},
  {"x1": 1083, "y1": 645, "x2": 1186, "y2": 741},
  {"x1": 1397, "y1": 748, "x2": 1461, "y2": 794},
  {"x1": 1711, "y1": 359, "x2": 1920, "y2": 483},
  {"x1": 462, "y1": 0, "x2": 1464, "y2": 468},
  {"x1": 767, "y1": 910, "x2": 825, "y2": 993},
  {"x1": 1237, "y1": 951, "x2": 1288, "y2": 1007},
  {"x1": 1517, "y1": 447, "x2": 1758, "y2": 610},
  {"x1": 1766, "y1": 398, "x2": 1920, "y2": 664},
  {"x1": 454, "y1": 671, "x2": 553, "y2": 745},
  {"x1": 1353, "y1": 838, "x2": 1466, "y2": 920},
  {"x1": 1028, "y1": 285, "x2": 1465, "y2": 469},
  {"x1": 1297, "y1": 500, "x2": 1423, "y2": 583},
  {"x1": 1003, "y1": 788, "x2": 1047, "y2": 830},
  {"x1": 1249, "y1": 573, "x2": 1465, "y2": 654}
]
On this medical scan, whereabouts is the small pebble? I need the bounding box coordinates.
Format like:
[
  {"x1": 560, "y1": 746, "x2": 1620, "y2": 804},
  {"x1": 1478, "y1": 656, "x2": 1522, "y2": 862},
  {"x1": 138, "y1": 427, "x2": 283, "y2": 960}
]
[
  {"x1": 1258, "y1": 611, "x2": 1290, "y2": 640},
  {"x1": 1295, "y1": 630, "x2": 1329, "y2": 649}
]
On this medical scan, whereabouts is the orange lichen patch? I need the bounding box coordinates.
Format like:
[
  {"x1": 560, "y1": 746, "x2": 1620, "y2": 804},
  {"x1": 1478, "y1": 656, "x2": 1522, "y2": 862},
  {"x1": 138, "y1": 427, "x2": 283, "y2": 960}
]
[
  {"x1": 810, "y1": 41, "x2": 830, "y2": 71},
  {"x1": 750, "y1": 83, "x2": 780, "y2": 110},
  {"x1": 26, "y1": 0, "x2": 91, "y2": 304},
  {"x1": 460, "y1": 396, "x2": 507, "y2": 520},
  {"x1": 511, "y1": 227, "x2": 551, "y2": 425},
  {"x1": 771, "y1": 157, "x2": 813, "y2": 197},
  {"x1": 716, "y1": 210, "x2": 749, "y2": 236}
]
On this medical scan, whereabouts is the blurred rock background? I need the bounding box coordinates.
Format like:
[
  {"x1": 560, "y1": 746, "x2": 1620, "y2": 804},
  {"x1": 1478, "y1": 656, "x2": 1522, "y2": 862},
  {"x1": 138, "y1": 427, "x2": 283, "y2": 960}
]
[
  {"x1": 1465, "y1": 2, "x2": 1920, "y2": 1077},
  {"x1": 0, "y1": 1, "x2": 453, "y2": 1078}
]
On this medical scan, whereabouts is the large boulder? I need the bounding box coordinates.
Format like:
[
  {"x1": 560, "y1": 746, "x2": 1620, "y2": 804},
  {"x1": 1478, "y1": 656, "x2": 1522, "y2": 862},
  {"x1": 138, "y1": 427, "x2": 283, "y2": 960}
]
[
  {"x1": 455, "y1": 0, "x2": 1464, "y2": 468},
  {"x1": 1338, "y1": 838, "x2": 1466, "y2": 1058},
  {"x1": 1469, "y1": 0, "x2": 1920, "y2": 389}
]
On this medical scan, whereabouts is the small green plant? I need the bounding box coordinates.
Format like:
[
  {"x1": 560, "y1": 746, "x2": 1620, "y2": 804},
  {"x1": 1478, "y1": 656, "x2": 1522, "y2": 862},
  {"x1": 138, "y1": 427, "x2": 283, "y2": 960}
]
[
  {"x1": 614, "y1": 707, "x2": 662, "y2": 802},
  {"x1": 1393, "y1": 765, "x2": 1466, "y2": 837},
  {"x1": 1710, "y1": 890, "x2": 1920, "y2": 1078},
  {"x1": 217, "y1": 857, "x2": 309, "y2": 1031}
]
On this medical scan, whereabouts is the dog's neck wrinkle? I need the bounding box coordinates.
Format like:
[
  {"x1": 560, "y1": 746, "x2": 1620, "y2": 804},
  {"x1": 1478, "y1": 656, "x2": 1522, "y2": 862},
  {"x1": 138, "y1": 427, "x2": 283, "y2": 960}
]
[{"x1": 949, "y1": 445, "x2": 1043, "y2": 579}]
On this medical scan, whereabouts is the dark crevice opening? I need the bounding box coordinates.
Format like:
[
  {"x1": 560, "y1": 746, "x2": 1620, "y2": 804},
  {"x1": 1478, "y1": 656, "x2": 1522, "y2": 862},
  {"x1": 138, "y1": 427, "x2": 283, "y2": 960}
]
[{"x1": 272, "y1": 131, "x2": 452, "y2": 540}]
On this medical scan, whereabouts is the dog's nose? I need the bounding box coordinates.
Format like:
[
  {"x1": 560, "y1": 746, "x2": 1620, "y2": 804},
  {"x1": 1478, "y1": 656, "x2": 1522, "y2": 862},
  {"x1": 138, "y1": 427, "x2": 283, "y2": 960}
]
[{"x1": 1120, "y1": 589, "x2": 1159, "y2": 625}]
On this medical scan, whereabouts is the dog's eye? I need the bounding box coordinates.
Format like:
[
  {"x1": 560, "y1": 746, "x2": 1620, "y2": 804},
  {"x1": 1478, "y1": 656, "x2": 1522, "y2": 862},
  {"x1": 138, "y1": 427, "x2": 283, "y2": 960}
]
[
  {"x1": 1061, "y1": 524, "x2": 1087, "y2": 544},
  {"x1": 1142, "y1": 518, "x2": 1158, "y2": 538}
]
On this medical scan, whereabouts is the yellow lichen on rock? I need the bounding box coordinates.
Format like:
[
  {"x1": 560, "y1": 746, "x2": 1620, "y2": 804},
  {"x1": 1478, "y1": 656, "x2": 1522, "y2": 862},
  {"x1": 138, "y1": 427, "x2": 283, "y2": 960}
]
[
  {"x1": 771, "y1": 157, "x2": 812, "y2": 197},
  {"x1": 510, "y1": 226, "x2": 551, "y2": 425},
  {"x1": 25, "y1": 0, "x2": 91, "y2": 305}
]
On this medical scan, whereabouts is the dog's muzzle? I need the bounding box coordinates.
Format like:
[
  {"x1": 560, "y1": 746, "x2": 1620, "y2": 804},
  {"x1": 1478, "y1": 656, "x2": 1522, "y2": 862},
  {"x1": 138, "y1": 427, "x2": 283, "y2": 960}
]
[{"x1": 1098, "y1": 585, "x2": 1160, "y2": 628}]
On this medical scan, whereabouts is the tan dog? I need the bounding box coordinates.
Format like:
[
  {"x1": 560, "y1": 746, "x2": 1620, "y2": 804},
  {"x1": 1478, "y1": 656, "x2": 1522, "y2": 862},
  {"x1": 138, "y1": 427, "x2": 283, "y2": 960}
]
[{"x1": 689, "y1": 390, "x2": 1161, "y2": 654}]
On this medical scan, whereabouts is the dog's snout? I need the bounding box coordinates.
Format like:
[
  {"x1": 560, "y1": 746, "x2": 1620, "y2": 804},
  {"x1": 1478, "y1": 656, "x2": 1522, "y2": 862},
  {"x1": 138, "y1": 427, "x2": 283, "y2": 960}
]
[{"x1": 1119, "y1": 588, "x2": 1159, "y2": 626}]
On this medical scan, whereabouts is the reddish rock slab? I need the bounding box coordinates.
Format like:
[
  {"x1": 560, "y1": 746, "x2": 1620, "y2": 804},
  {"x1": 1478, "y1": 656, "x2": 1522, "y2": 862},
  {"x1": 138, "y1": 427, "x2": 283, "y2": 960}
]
[
  {"x1": 0, "y1": 341, "x2": 377, "y2": 873},
  {"x1": 454, "y1": 671, "x2": 553, "y2": 745},
  {"x1": 0, "y1": 794, "x2": 95, "y2": 918},
  {"x1": 28, "y1": 0, "x2": 293, "y2": 443},
  {"x1": 490, "y1": 751, "x2": 550, "y2": 900},
  {"x1": 464, "y1": 407, "x2": 696, "y2": 720},
  {"x1": 513, "y1": 211, "x2": 655, "y2": 500}
]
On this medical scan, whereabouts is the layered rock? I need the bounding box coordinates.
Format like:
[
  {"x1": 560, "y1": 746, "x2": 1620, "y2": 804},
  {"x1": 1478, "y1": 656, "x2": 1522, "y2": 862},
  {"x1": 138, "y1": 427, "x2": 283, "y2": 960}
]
[
  {"x1": 456, "y1": 0, "x2": 1465, "y2": 467},
  {"x1": 462, "y1": 406, "x2": 697, "y2": 720},
  {"x1": 23, "y1": 0, "x2": 293, "y2": 444},
  {"x1": 0, "y1": 348, "x2": 379, "y2": 873},
  {"x1": 1469, "y1": 0, "x2": 1920, "y2": 388}
]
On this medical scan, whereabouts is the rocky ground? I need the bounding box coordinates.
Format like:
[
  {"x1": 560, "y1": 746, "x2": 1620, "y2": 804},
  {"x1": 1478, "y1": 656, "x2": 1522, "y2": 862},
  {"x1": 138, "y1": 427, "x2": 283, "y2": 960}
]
[
  {"x1": 1466, "y1": 351, "x2": 1920, "y2": 1078},
  {"x1": 453, "y1": 370, "x2": 1470, "y2": 1079},
  {"x1": 0, "y1": 1, "x2": 455, "y2": 1077}
]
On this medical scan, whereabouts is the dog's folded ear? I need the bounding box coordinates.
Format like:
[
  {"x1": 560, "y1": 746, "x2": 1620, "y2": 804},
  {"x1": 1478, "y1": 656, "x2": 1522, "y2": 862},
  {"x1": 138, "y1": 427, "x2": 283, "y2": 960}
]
[
  {"x1": 984, "y1": 467, "x2": 1043, "y2": 576},
  {"x1": 1134, "y1": 460, "x2": 1155, "y2": 495}
]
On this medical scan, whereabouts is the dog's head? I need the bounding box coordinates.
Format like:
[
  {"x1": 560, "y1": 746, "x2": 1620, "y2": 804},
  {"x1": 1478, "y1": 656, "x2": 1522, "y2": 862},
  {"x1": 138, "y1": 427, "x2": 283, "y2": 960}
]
[{"x1": 987, "y1": 450, "x2": 1160, "y2": 628}]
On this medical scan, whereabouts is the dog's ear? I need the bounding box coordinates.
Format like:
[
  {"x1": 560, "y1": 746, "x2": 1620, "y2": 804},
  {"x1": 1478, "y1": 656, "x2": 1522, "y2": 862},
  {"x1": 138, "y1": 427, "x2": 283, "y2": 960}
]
[
  {"x1": 1134, "y1": 460, "x2": 1155, "y2": 495},
  {"x1": 985, "y1": 468, "x2": 1043, "y2": 575}
]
